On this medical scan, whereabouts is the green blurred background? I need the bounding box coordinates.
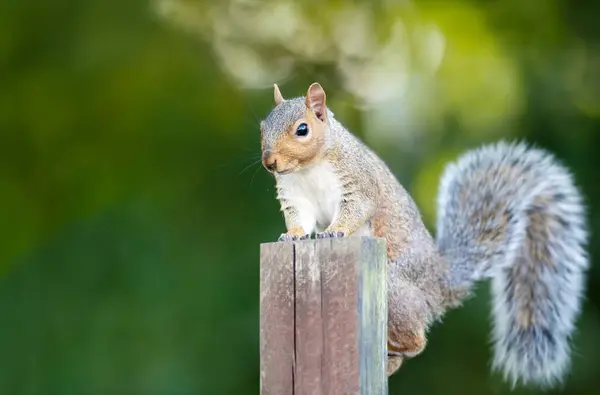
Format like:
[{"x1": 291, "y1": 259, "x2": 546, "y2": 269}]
[{"x1": 1, "y1": 0, "x2": 599, "y2": 394}]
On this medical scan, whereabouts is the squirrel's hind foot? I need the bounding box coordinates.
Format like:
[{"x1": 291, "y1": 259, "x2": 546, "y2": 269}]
[{"x1": 387, "y1": 356, "x2": 403, "y2": 376}]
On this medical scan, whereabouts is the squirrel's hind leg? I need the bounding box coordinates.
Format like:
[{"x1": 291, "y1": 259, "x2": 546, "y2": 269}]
[
  {"x1": 386, "y1": 280, "x2": 430, "y2": 375},
  {"x1": 386, "y1": 325, "x2": 426, "y2": 376}
]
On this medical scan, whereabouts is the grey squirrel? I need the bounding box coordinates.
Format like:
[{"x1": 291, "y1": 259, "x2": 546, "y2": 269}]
[{"x1": 259, "y1": 82, "x2": 589, "y2": 388}]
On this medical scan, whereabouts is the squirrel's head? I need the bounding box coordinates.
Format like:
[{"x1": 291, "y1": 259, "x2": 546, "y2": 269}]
[{"x1": 260, "y1": 82, "x2": 330, "y2": 175}]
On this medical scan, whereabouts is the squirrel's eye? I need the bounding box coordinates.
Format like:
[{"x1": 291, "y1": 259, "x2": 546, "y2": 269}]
[{"x1": 296, "y1": 123, "x2": 309, "y2": 137}]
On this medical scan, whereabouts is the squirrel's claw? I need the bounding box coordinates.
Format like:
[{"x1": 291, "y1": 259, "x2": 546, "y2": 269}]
[
  {"x1": 278, "y1": 233, "x2": 311, "y2": 242},
  {"x1": 316, "y1": 230, "x2": 345, "y2": 239},
  {"x1": 278, "y1": 233, "x2": 296, "y2": 242}
]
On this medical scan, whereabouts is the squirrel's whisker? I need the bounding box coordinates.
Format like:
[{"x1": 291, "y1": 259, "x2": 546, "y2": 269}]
[{"x1": 238, "y1": 158, "x2": 262, "y2": 176}]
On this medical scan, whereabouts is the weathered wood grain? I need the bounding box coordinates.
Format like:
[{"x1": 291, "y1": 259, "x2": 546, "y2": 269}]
[
  {"x1": 260, "y1": 236, "x2": 387, "y2": 395},
  {"x1": 357, "y1": 238, "x2": 388, "y2": 395},
  {"x1": 260, "y1": 241, "x2": 295, "y2": 395},
  {"x1": 294, "y1": 241, "x2": 323, "y2": 395}
]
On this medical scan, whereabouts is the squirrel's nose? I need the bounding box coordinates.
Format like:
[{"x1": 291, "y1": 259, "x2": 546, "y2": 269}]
[
  {"x1": 262, "y1": 150, "x2": 277, "y2": 172},
  {"x1": 265, "y1": 159, "x2": 277, "y2": 172}
]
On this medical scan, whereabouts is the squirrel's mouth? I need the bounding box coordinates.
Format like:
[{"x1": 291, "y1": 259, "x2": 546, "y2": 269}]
[{"x1": 275, "y1": 169, "x2": 294, "y2": 175}]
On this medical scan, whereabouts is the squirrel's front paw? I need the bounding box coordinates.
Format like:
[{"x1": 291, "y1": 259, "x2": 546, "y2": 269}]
[
  {"x1": 316, "y1": 230, "x2": 346, "y2": 239},
  {"x1": 278, "y1": 232, "x2": 310, "y2": 242}
]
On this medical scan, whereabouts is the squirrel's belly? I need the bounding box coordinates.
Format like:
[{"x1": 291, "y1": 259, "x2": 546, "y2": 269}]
[
  {"x1": 304, "y1": 164, "x2": 343, "y2": 229},
  {"x1": 277, "y1": 163, "x2": 343, "y2": 233},
  {"x1": 314, "y1": 197, "x2": 341, "y2": 231}
]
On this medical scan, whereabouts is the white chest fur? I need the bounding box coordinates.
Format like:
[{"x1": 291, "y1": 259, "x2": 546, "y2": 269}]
[{"x1": 276, "y1": 162, "x2": 343, "y2": 234}]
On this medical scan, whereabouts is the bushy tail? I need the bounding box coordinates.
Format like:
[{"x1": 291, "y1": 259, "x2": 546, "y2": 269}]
[{"x1": 435, "y1": 141, "x2": 589, "y2": 388}]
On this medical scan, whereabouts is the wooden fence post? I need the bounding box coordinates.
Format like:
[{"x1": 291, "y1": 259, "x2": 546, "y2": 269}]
[{"x1": 260, "y1": 236, "x2": 388, "y2": 395}]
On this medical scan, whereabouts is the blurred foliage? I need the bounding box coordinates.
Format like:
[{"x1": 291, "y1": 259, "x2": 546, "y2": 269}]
[{"x1": 1, "y1": 0, "x2": 599, "y2": 394}]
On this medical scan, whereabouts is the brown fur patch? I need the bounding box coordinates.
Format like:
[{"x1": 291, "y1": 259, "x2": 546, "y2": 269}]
[
  {"x1": 372, "y1": 213, "x2": 388, "y2": 239},
  {"x1": 528, "y1": 197, "x2": 552, "y2": 263},
  {"x1": 513, "y1": 195, "x2": 554, "y2": 329},
  {"x1": 372, "y1": 210, "x2": 407, "y2": 262},
  {"x1": 387, "y1": 328, "x2": 426, "y2": 356},
  {"x1": 283, "y1": 226, "x2": 305, "y2": 238},
  {"x1": 271, "y1": 109, "x2": 327, "y2": 173}
]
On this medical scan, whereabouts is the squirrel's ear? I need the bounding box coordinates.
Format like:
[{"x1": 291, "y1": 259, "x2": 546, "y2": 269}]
[
  {"x1": 306, "y1": 82, "x2": 327, "y2": 122},
  {"x1": 273, "y1": 84, "x2": 285, "y2": 106}
]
